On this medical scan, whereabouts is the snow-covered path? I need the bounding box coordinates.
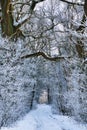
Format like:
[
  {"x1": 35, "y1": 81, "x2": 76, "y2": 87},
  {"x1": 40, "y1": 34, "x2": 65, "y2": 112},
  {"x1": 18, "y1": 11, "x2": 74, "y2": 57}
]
[{"x1": 1, "y1": 104, "x2": 87, "y2": 130}]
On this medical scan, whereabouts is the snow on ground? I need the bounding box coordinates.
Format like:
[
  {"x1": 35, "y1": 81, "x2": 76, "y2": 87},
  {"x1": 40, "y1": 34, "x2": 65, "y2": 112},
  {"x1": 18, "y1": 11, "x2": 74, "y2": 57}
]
[{"x1": 1, "y1": 104, "x2": 87, "y2": 130}]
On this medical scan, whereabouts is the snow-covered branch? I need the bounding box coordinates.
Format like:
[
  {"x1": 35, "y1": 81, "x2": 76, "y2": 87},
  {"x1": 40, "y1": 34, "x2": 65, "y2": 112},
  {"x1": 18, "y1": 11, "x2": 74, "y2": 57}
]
[
  {"x1": 60, "y1": 0, "x2": 84, "y2": 6},
  {"x1": 15, "y1": 0, "x2": 45, "y2": 29},
  {"x1": 20, "y1": 51, "x2": 71, "y2": 61}
]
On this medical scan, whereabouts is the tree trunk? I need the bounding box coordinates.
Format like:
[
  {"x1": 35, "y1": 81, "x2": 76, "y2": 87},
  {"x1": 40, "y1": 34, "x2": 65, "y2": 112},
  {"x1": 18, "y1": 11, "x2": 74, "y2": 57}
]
[
  {"x1": 84, "y1": 0, "x2": 87, "y2": 16},
  {"x1": 1, "y1": 0, "x2": 16, "y2": 37},
  {"x1": 75, "y1": 1, "x2": 87, "y2": 59}
]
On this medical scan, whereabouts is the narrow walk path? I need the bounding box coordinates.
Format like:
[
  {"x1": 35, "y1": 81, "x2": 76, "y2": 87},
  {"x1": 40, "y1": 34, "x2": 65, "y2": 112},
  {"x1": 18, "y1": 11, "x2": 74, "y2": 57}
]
[{"x1": 1, "y1": 104, "x2": 87, "y2": 130}]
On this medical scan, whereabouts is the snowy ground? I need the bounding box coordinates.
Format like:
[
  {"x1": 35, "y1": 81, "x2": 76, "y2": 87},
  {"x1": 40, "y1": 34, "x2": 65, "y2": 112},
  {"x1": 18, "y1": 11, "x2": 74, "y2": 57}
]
[{"x1": 1, "y1": 104, "x2": 87, "y2": 130}]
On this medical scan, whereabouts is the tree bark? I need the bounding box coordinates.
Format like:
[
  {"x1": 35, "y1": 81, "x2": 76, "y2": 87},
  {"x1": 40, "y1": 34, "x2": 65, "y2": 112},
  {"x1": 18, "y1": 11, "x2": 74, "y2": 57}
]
[
  {"x1": 84, "y1": 0, "x2": 87, "y2": 16},
  {"x1": 1, "y1": 0, "x2": 16, "y2": 37}
]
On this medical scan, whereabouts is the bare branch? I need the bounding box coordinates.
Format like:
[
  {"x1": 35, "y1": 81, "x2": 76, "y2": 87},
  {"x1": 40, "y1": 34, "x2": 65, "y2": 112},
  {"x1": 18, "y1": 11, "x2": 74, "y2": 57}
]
[
  {"x1": 60, "y1": 0, "x2": 84, "y2": 6},
  {"x1": 20, "y1": 51, "x2": 71, "y2": 61},
  {"x1": 0, "y1": 47, "x2": 10, "y2": 51}
]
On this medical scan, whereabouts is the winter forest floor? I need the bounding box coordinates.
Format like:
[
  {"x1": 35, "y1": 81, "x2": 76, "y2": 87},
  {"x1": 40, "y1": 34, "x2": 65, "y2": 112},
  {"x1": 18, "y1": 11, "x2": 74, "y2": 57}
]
[{"x1": 1, "y1": 104, "x2": 87, "y2": 130}]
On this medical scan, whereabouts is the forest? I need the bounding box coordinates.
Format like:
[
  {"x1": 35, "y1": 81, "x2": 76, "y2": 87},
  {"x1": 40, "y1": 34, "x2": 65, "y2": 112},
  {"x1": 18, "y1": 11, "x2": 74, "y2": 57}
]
[{"x1": 0, "y1": 0, "x2": 87, "y2": 130}]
